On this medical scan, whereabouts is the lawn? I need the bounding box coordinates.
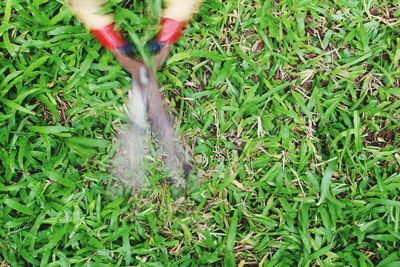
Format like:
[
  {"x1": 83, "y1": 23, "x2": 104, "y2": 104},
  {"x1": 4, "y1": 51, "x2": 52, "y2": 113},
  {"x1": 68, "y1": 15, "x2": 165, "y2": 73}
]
[{"x1": 1, "y1": 0, "x2": 400, "y2": 266}]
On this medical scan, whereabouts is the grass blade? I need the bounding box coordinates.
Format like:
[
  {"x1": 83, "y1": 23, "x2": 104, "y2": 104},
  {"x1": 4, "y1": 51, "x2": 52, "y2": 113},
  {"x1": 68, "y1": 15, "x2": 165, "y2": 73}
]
[{"x1": 317, "y1": 161, "x2": 336, "y2": 206}]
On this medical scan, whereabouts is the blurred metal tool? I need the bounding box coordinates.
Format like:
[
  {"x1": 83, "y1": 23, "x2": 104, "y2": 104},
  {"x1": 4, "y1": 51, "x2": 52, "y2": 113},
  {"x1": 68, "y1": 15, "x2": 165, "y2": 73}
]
[{"x1": 67, "y1": 0, "x2": 202, "y2": 188}]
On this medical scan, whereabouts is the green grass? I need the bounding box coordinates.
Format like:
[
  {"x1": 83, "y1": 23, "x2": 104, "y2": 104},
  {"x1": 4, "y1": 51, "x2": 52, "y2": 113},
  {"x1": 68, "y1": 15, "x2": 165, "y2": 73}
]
[{"x1": 1, "y1": 0, "x2": 400, "y2": 266}]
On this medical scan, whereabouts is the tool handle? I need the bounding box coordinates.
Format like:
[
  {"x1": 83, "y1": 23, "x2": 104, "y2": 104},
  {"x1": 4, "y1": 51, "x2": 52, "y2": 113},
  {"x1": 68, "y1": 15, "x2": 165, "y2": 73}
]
[
  {"x1": 67, "y1": 0, "x2": 126, "y2": 50},
  {"x1": 156, "y1": 0, "x2": 202, "y2": 45}
]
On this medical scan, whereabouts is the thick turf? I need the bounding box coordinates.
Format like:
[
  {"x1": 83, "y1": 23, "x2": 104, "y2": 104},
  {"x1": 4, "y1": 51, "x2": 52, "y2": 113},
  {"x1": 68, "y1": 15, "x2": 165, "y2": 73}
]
[{"x1": 0, "y1": 0, "x2": 399, "y2": 266}]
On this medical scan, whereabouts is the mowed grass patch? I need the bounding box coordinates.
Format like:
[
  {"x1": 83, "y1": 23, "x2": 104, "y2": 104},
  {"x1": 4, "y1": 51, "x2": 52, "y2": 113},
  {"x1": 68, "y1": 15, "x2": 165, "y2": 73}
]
[{"x1": 1, "y1": 0, "x2": 400, "y2": 266}]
